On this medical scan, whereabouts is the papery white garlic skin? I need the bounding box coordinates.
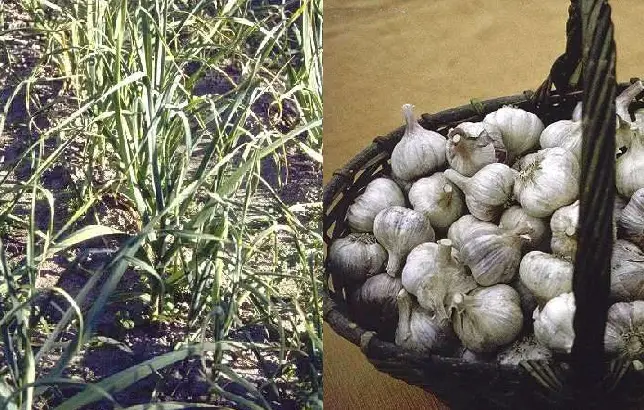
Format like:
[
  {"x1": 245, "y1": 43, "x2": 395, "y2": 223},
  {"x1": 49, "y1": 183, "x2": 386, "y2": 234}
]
[
  {"x1": 408, "y1": 173, "x2": 465, "y2": 230},
  {"x1": 402, "y1": 240, "x2": 459, "y2": 296},
  {"x1": 604, "y1": 301, "x2": 644, "y2": 358},
  {"x1": 447, "y1": 214, "x2": 500, "y2": 251},
  {"x1": 499, "y1": 205, "x2": 548, "y2": 249},
  {"x1": 451, "y1": 284, "x2": 523, "y2": 353},
  {"x1": 519, "y1": 251, "x2": 573, "y2": 305},
  {"x1": 347, "y1": 178, "x2": 406, "y2": 232},
  {"x1": 616, "y1": 129, "x2": 644, "y2": 198},
  {"x1": 533, "y1": 292, "x2": 575, "y2": 354},
  {"x1": 446, "y1": 122, "x2": 507, "y2": 177},
  {"x1": 444, "y1": 163, "x2": 516, "y2": 222},
  {"x1": 391, "y1": 104, "x2": 447, "y2": 182},
  {"x1": 461, "y1": 230, "x2": 528, "y2": 286},
  {"x1": 514, "y1": 147, "x2": 579, "y2": 218},
  {"x1": 611, "y1": 240, "x2": 644, "y2": 302},
  {"x1": 328, "y1": 233, "x2": 387, "y2": 284},
  {"x1": 373, "y1": 206, "x2": 435, "y2": 277},
  {"x1": 550, "y1": 200, "x2": 579, "y2": 260},
  {"x1": 618, "y1": 188, "x2": 644, "y2": 250},
  {"x1": 395, "y1": 289, "x2": 456, "y2": 355},
  {"x1": 350, "y1": 273, "x2": 403, "y2": 339},
  {"x1": 614, "y1": 195, "x2": 628, "y2": 227},
  {"x1": 497, "y1": 336, "x2": 552, "y2": 366},
  {"x1": 415, "y1": 239, "x2": 477, "y2": 322},
  {"x1": 483, "y1": 106, "x2": 544, "y2": 163},
  {"x1": 539, "y1": 120, "x2": 583, "y2": 160}
]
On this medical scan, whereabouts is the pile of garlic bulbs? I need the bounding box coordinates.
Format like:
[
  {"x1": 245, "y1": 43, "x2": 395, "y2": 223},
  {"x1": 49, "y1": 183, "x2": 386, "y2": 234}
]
[{"x1": 330, "y1": 80, "x2": 644, "y2": 363}]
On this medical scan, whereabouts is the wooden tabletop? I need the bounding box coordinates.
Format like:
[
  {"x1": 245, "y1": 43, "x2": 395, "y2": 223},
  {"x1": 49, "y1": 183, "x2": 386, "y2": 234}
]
[{"x1": 323, "y1": 1, "x2": 644, "y2": 408}]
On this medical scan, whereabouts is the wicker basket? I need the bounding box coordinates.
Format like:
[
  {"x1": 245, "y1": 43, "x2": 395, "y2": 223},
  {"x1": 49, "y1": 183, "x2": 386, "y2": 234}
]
[{"x1": 323, "y1": 1, "x2": 644, "y2": 409}]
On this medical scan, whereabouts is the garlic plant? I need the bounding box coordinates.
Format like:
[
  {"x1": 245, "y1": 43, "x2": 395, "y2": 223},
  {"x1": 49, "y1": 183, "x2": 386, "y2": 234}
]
[
  {"x1": 604, "y1": 301, "x2": 644, "y2": 358},
  {"x1": 395, "y1": 289, "x2": 456, "y2": 355},
  {"x1": 444, "y1": 163, "x2": 516, "y2": 222},
  {"x1": 497, "y1": 336, "x2": 552, "y2": 366},
  {"x1": 446, "y1": 121, "x2": 507, "y2": 177},
  {"x1": 519, "y1": 251, "x2": 573, "y2": 305},
  {"x1": 328, "y1": 233, "x2": 387, "y2": 285},
  {"x1": 373, "y1": 207, "x2": 435, "y2": 277},
  {"x1": 539, "y1": 120, "x2": 582, "y2": 160},
  {"x1": 461, "y1": 228, "x2": 530, "y2": 286},
  {"x1": 483, "y1": 106, "x2": 544, "y2": 163},
  {"x1": 499, "y1": 206, "x2": 548, "y2": 249},
  {"x1": 350, "y1": 273, "x2": 403, "y2": 339},
  {"x1": 550, "y1": 200, "x2": 579, "y2": 260},
  {"x1": 347, "y1": 178, "x2": 406, "y2": 232},
  {"x1": 391, "y1": 104, "x2": 447, "y2": 182},
  {"x1": 447, "y1": 214, "x2": 500, "y2": 251},
  {"x1": 533, "y1": 292, "x2": 575, "y2": 354},
  {"x1": 514, "y1": 147, "x2": 579, "y2": 218},
  {"x1": 611, "y1": 240, "x2": 644, "y2": 302},
  {"x1": 408, "y1": 173, "x2": 465, "y2": 230},
  {"x1": 414, "y1": 239, "x2": 478, "y2": 322},
  {"x1": 619, "y1": 188, "x2": 644, "y2": 250},
  {"x1": 451, "y1": 284, "x2": 523, "y2": 353}
]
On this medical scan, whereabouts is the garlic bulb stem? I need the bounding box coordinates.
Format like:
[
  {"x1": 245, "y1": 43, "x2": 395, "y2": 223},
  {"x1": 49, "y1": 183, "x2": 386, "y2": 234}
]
[
  {"x1": 616, "y1": 81, "x2": 644, "y2": 123},
  {"x1": 437, "y1": 239, "x2": 453, "y2": 264},
  {"x1": 396, "y1": 289, "x2": 413, "y2": 341}
]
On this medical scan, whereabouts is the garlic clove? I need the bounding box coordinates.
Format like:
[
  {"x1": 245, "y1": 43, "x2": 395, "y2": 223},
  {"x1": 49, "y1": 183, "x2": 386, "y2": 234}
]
[
  {"x1": 408, "y1": 173, "x2": 466, "y2": 230},
  {"x1": 346, "y1": 178, "x2": 406, "y2": 232},
  {"x1": 391, "y1": 104, "x2": 447, "y2": 182},
  {"x1": 519, "y1": 251, "x2": 573, "y2": 305},
  {"x1": 550, "y1": 200, "x2": 579, "y2": 260},
  {"x1": 619, "y1": 188, "x2": 644, "y2": 251},
  {"x1": 328, "y1": 233, "x2": 388, "y2": 285},
  {"x1": 604, "y1": 301, "x2": 644, "y2": 358},
  {"x1": 451, "y1": 284, "x2": 523, "y2": 353},
  {"x1": 373, "y1": 206, "x2": 435, "y2": 277},
  {"x1": 611, "y1": 239, "x2": 644, "y2": 302},
  {"x1": 460, "y1": 229, "x2": 528, "y2": 286},
  {"x1": 414, "y1": 239, "x2": 478, "y2": 323},
  {"x1": 533, "y1": 292, "x2": 576, "y2": 354},
  {"x1": 444, "y1": 163, "x2": 516, "y2": 222},
  {"x1": 349, "y1": 273, "x2": 403, "y2": 341},
  {"x1": 539, "y1": 120, "x2": 583, "y2": 160},
  {"x1": 514, "y1": 147, "x2": 579, "y2": 218},
  {"x1": 447, "y1": 214, "x2": 500, "y2": 252},
  {"x1": 483, "y1": 106, "x2": 544, "y2": 163},
  {"x1": 395, "y1": 289, "x2": 457, "y2": 355},
  {"x1": 446, "y1": 121, "x2": 507, "y2": 177},
  {"x1": 499, "y1": 205, "x2": 548, "y2": 250}
]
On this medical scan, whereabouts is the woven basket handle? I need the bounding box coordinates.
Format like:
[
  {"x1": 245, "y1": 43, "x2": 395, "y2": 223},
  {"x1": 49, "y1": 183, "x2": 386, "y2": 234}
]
[{"x1": 540, "y1": 0, "x2": 617, "y2": 397}]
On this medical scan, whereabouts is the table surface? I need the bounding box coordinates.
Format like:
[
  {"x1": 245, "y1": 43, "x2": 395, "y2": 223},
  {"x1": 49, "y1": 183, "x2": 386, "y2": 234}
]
[{"x1": 323, "y1": 1, "x2": 644, "y2": 409}]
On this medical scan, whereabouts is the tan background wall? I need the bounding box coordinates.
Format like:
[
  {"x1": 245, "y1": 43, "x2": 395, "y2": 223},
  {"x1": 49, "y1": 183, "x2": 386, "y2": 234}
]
[{"x1": 323, "y1": 1, "x2": 644, "y2": 408}]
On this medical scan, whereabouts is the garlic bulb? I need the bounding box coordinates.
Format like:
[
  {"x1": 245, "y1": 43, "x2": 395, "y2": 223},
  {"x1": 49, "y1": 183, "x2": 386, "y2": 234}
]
[
  {"x1": 460, "y1": 228, "x2": 530, "y2": 286},
  {"x1": 402, "y1": 240, "x2": 457, "y2": 296},
  {"x1": 616, "y1": 127, "x2": 644, "y2": 197},
  {"x1": 328, "y1": 233, "x2": 387, "y2": 284},
  {"x1": 391, "y1": 104, "x2": 447, "y2": 182},
  {"x1": 533, "y1": 292, "x2": 575, "y2": 353},
  {"x1": 408, "y1": 173, "x2": 465, "y2": 230},
  {"x1": 445, "y1": 121, "x2": 507, "y2": 176},
  {"x1": 447, "y1": 214, "x2": 500, "y2": 252},
  {"x1": 444, "y1": 163, "x2": 516, "y2": 222},
  {"x1": 414, "y1": 239, "x2": 478, "y2": 322},
  {"x1": 539, "y1": 120, "x2": 582, "y2": 160},
  {"x1": 618, "y1": 188, "x2": 644, "y2": 250},
  {"x1": 550, "y1": 200, "x2": 579, "y2": 260},
  {"x1": 451, "y1": 284, "x2": 523, "y2": 353},
  {"x1": 611, "y1": 240, "x2": 644, "y2": 302},
  {"x1": 497, "y1": 336, "x2": 552, "y2": 366},
  {"x1": 604, "y1": 301, "x2": 644, "y2": 358},
  {"x1": 346, "y1": 178, "x2": 406, "y2": 232},
  {"x1": 483, "y1": 106, "x2": 544, "y2": 163},
  {"x1": 395, "y1": 289, "x2": 456, "y2": 355},
  {"x1": 349, "y1": 273, "x2": 403, "y2": 340},
  {"x1": 519, "y1": 251, "x2": 573, "y2": 305},
  {"x1": 514, "y1": 147, "x2": 579, "y2": 218},
  {"x1": 499, "y1": 205, "x2": 548, "y2": 249},
  {"x1": 373, "y1": 207, "x2": 435, "y2": 277}
]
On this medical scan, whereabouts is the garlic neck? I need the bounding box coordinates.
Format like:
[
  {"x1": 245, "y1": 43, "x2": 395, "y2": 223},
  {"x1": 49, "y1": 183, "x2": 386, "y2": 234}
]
[
  {"x1": 402, "y1": 104, "x2": 420, "y2": 134},
  {"x1": 439, "y1": 184, "x2": 454, "y2": 207},
  {"x1": 444, "y1": 169, "x2": 469, "y2": 193},
  {"x1": 451, "y1": 292, "x2": 466, "y2": 314},
  {"x1": 396, "y1": 289, "x2": 413, "y2": 341},
  {"x1": 436, "y1": 239, "x2": 453, "y2": 265}
]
